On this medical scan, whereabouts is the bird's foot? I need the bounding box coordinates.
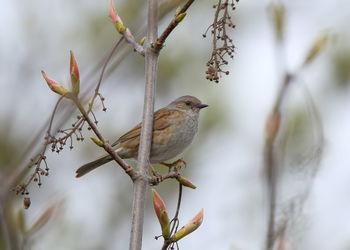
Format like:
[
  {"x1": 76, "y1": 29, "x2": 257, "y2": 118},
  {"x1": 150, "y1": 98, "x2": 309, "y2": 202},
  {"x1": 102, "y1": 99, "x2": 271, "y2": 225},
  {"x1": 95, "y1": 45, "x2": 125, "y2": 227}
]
[
  {"x1": 161, "y1": 158, "x2": 186, "y2": 172},
  {"x1": 148, "y1": 162, "x2": 163, "y2": 183}
]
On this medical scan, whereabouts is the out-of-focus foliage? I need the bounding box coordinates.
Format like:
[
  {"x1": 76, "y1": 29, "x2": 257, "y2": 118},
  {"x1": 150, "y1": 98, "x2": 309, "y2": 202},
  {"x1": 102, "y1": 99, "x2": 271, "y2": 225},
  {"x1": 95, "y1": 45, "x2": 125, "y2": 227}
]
[{"x1": 332, "y1": 42, "x2": 350, "y2": 88}]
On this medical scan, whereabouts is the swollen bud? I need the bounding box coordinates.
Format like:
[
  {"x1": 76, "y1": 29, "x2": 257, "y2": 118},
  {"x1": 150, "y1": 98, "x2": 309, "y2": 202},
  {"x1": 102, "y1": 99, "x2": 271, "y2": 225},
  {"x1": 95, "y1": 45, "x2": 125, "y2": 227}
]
[
  {"x1": 176, "y1": 176, "x2": 196, "y2": 189},
  {"x1": 70, "y1": 51, "x2": 80, "y2": 96},
  {"x1": 175, "y1": 7, "x2": 182, "y2": 16},
  {"x1": 109, "y1": 0, "x2": 126, "y2": 34},
  {"x1": 175, "y1": 13, "x2": 186, "y2": 23},
  {"x1": 171, "y1": 208, "x2": 204, "y2": 242},
  {"x1": 90, "y1": 137, "x2": 104, "y2": 147},
  {"x1": 152, "y1": 189, "x2": 170, "y2": 239},
  {"x1": 115, "y1": 21, "x2": 126, "y2": 34},
  {"x1": 139, "y1": 37, "x2": 146, "y2": 46},
  {"x1": 41, "y1": 71, "x2": 70, "y2": 97}
]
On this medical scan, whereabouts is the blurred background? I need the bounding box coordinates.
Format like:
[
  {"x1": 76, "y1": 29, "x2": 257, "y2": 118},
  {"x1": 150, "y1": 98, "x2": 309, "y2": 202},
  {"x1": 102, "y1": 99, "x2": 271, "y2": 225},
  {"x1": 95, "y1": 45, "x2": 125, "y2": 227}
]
[{"x1": 1, "y1": 0, "x2": 350, "y2": 249}]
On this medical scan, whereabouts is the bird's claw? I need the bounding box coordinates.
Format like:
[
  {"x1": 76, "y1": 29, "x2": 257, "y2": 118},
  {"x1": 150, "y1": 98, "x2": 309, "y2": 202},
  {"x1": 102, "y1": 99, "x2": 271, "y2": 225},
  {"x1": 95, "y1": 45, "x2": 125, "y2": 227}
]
[
  {"x1": 148, "y1": 162, "x2": 163, "y2": 183},
  {"x1": 161, "y1": 158, "x2": 186, "y2": 172}
]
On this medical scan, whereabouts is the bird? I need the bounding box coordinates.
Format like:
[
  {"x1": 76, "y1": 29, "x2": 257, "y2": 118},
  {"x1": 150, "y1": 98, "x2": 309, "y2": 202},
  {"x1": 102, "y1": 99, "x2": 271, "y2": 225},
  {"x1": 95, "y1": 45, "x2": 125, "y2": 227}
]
[{"x1": 75, "y1": 95, "x2": 208, "y2": 178}]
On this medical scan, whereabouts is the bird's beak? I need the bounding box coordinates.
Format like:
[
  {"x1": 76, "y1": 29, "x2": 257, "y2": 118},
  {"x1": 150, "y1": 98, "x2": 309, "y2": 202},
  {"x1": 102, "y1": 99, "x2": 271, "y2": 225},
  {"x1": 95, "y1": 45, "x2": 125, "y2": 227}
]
[{"x1": 196, "y1": 104, "x2": 208, "y2": 109}]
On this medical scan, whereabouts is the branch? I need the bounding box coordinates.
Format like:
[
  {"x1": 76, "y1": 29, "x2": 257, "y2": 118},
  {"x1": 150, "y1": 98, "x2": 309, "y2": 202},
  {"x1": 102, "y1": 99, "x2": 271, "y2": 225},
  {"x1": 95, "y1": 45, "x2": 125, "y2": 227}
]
[
  {"x1": 123, "y1": 29, "x2": 145, "y2": 56},
  {"x1": 88, "y1": 37, "x2": 124, "y2": 112},
  {"x1": 129, "y1": 0, "x2": 158, "y2": 249},
  {"x1": 109, "y1": 0, "x2": 145, "y2": 56},
  {"x1": 13, "y1": 37, "x2": 126, "y2": 196},
  {"x1": 264, "y1": 31, "x2": 329, "y2": 248},
  {"x1": 154, "y1": 0, "x2": 195, "y2": 52},
  {"x1": 264, "y1": 73, "x2": 293, "y2": 250},
  {"x1": 14, "y1": 95, "x2": 66, "y2": 195},
  {"x1": 148, "y1": 171, "x2": 180, "y2": 186},
  {"x1": 72, "y1": 97, "x2": 139, "y2": 181}
]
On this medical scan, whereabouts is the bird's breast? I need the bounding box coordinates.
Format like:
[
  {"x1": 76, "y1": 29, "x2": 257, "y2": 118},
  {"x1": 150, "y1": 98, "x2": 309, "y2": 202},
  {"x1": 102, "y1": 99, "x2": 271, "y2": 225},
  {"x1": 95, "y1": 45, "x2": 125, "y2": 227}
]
[{"x1": 149, "y1": 113, "x2": 198, "y2": 163}]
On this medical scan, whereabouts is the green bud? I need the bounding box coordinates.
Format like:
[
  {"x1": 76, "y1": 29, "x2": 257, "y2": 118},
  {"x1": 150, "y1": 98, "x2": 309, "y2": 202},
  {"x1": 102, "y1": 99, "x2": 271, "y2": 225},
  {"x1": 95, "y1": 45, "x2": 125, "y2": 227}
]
[
  {"x1": 171, "y1": 208, "x2": 204, "y2": 242},
  {"x1": 115, "y1": 21, "x2": 126, "y2": 34},
  {"x1": 90, "y1": 137, "x2": 104, "y2": 147},
  {"x1": 175, "y1": 7, "x2": 182, "y2": 16},
  {"x1": 177, "y1": 176, "x2": 196, "y2": 189},
  {"x1": 175, "y1": 13, "x2": 186, "y2": 23},
  {"x1": 139, "y1": 37, "x2": 146, "y2": 46}
]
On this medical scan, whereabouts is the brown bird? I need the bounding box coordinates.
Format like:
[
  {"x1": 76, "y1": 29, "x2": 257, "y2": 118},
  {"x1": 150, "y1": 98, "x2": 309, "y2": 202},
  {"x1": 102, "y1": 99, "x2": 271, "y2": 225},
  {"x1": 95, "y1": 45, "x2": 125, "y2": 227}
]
[{"x1": 76, "y1": 95, "x2": 208, "y2": 178}]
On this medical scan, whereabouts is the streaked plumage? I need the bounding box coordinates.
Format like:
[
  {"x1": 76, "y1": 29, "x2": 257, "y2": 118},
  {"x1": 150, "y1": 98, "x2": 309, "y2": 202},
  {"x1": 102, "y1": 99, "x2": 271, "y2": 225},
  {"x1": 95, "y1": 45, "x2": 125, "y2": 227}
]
[{"x1": 76, "y1": 96, "x2": 207, "y2": 177}]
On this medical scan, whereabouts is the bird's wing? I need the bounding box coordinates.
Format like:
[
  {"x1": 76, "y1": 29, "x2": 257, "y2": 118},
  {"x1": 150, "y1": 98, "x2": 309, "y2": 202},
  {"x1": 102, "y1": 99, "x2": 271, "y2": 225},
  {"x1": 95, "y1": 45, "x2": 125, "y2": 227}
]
[{"x1": 111, "y1": 108, "x2": 179, "y2": 147}]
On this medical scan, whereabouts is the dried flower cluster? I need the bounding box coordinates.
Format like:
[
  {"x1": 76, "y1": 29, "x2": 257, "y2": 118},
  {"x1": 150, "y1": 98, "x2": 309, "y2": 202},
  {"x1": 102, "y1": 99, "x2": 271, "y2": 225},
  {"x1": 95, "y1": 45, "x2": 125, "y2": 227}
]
[
  {"x1": 203, "y1": 0, "x2": 239, "y2": 83},
  {"x1": 15, "y1": 154, "x2": 50, "y2": 197}
]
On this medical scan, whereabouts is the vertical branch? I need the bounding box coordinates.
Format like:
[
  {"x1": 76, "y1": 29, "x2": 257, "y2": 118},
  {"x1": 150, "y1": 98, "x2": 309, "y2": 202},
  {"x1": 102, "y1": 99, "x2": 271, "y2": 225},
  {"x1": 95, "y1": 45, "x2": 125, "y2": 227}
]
[
  {"x1": 264, "y1": 73, "x2": 293, "y2": 250},
  {"x1": 264, "y1": 5, "x2": 288, "y2": 249},
  {"x1": 129, "y1": 0, "x2": 158, "y2": 250}
]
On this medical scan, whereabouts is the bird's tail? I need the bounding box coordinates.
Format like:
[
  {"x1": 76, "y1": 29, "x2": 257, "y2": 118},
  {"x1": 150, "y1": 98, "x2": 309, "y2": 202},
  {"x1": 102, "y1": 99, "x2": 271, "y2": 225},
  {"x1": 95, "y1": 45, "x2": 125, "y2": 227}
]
[{"x1": 76, "y1": 154, "x2": 113, "y2": 178}]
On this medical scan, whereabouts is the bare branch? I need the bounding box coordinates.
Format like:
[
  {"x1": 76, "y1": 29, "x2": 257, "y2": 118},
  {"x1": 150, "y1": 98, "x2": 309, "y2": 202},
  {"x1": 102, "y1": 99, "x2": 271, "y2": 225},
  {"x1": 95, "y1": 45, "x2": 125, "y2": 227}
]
[
  {"x1": 154, "y1": 0, "x2": 195, "y2": 52},
  {"x1": 148, "y1": 171, "x2": 180, "y2": 186},
  {"x1": 129, "y1": 0, "x2": 159, "y2": 249},
  {"x1": 88, "y1": 37, "x2": 125, "y2": 112},
  {"x1": 72, "y1": 97, "x2": 139, "y2": 181},
  {"x1": 123, "y1": 29, "x2": 145, "y2": 56}
]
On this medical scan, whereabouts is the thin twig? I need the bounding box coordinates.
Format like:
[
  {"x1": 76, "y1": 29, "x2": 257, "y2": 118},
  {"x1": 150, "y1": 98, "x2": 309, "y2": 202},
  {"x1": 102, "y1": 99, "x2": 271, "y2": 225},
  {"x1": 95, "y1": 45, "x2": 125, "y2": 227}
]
[
  {"x1": 14, "y1": 95, "x2": 66, "y2": 195},
  {"x1": 170, "y1": 184, "x2": 183, "y2": 235},
  {"x1": 148, "y1": 171, "x2": 180, "y2": 186},
  {"x1": 211, "y1": 0, "x2": 221, "y2": 75},
  {"x1": 72, "y1": 97, "x2": 139, "y2": 180},
  {"x1": 123, "y1": 28, "x2": 145, "y2": 56},
  {"x1": 154, "y1": 0, "x2": 195, "y2": 51},
  {"x1": 88, "y1": 37, "x2": 124, "y2": 112},
  {"x1": 13, "y1": 38, "x2": 126, "y2": 194}
]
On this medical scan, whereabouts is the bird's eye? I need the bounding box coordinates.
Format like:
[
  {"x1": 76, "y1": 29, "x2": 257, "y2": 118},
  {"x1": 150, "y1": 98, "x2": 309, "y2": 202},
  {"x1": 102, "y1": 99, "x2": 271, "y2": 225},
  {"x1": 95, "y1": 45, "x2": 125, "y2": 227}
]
[{"x1": 185, "y1": 101, "x2": 191, "y2": 106}]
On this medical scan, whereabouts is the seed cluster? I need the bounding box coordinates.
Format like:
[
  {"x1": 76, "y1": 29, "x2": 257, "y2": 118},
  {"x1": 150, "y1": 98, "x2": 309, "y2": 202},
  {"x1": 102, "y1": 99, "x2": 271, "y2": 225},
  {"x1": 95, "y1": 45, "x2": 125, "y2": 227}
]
[{"x1": 204, "y1": 0, "x2": 239, "y2": 83}]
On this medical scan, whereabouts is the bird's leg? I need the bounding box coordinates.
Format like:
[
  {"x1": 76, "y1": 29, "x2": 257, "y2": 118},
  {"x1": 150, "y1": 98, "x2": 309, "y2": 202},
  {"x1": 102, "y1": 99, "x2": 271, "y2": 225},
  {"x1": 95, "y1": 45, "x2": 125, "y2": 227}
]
[
  {"x1": 160, "y1": 158, "x2": 186, "y2": 172},
  {"x1": 148, "y1": 161, "x2": 163, "y2": 182}
]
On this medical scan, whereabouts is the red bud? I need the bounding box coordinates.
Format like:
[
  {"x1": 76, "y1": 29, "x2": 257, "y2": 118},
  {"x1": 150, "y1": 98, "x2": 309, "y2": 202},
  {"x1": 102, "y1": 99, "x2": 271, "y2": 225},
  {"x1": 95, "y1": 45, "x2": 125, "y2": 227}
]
[
  {"x1": 69, "y1": 51, "x2": 80, "y2": 95},
  {"x1": 152, "y1": 189, "x2": 170, "y2": 239},
  {"x1": 41, "y1": 71, "x2": 70, "y2": 96}
]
